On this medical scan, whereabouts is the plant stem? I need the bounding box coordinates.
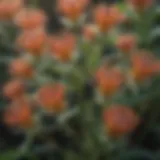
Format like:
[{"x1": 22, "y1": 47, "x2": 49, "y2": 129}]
[{"x1": 17, "y1": 130, "x2": 35, "y2": 159}]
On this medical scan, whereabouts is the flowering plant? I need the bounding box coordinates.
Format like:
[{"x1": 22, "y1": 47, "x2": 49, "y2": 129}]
[{"x1": 0, "y1": 0, "x2": 160, "y2": 159}]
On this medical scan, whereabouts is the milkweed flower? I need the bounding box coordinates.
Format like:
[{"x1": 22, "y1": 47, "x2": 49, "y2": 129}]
[
  {"x1": 96, "y1": 66, "x2": 124, "y2": 96},
  {"x1": 0, "y1": 0, "x2": 24, "y2": 20},
  {"x1": 116, "y1": 34, "x2": 137, "y2": 54},
  {"x1": 37, "y1": 83, "x2": 66, "y2": 113},
  {"x1": 94, "y1": 4, "x2": 125, "y2": 32},
  {"x1": 14, "y1": 8, "x2": 47, "y2": 30},
  {"x1": 16, "y1": 29, "x2": 47, "y2": 55},
  {"x1": 83, "y1": 24, "x2": 99, "y2": 41},
  {"x1": 131, "y1": 51, "x2": 160, "y2": 81},
  {"x1": 9, "y1": 58, "x2": 33, "y2": 78},
  {"x1": 103, "y1": 105, "x2": 139, "y2": 137},
  {"x1": 57, "y1": 0, "x2": 90, "y2": 21},
  {"x1": 3, "y1": 79, "x2": 25, "y2": 99},
  {"x1": 127, "y1": 0, "x2": 154, "y2": 11},
  {"x1": 49, "y1": 32, "x2": 76, "y2": 62},
  {"x1": 4, "y1": 98, "x2": 33, "y2": 128}
]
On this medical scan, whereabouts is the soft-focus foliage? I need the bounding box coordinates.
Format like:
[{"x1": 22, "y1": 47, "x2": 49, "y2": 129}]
[{"x1": 0, "y1": 0, "x2": 160, "y2": 160}]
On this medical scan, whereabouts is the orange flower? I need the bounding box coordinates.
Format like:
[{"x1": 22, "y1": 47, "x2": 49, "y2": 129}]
[
  {"x1": 96, "y1": 66, "x2": 124, "y2": 96},
  {"x1": 83, "y1": 24, "x2": 98, "y2": 41},
  {"x1": 0, "y1": 0, "x2": 24, "y2": 20},
  {"x1": 16, "y1": 29, "x2": 47, "y2": 55},
  {"x1": 4, "y1": 98, "x2": 33, "y2": 128},
  {"x1": 131, "y1": 51, "x2": 160, "y2": 81},
  {"x1": 116, "y1": 34, "x2": 137, "y2": 53},
  {"x1": 128, "y1": 0, "x2": 154, "y2": 11},
  {"x1": 94, "y1": 4, "x2": 125, "y2": 32},
  {"x1": 37, "y1": 83, "x2": 65, "y2": 112},
  {"x1": 9, "y1": 58, "x2": 33, "y2": 78},
  {"x1": 14, "y1": 8, "x2": 47, "y2": 30},
  {"x1": 49, "y1": 32, "x2": 76, "y2": 62},
  {"x1": 103, "y1": 105, "x2": 139, "y2": 137},
  {"x1": 57, "y1": 0, "x2": 89, "y2": 21},
  {"x1": 3, "y1": 79, "x2": 25, "y2": 99}
]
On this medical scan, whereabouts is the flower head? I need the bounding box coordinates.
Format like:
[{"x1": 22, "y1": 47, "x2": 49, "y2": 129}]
[
  {"x1": 9, "y1": 58, "x2": 33, "y2": 78},
  {"x1": 3, "y1": 79, "x2": 25, "y2": 99},
  {"x1": 49, "y1": 32, "x2": 76, "y2": 62},
  {"x1": 4, "y1": 98, "x2": 33, "y2": 128},
  {"x1": 96, "y1": 66, "x2": 124, "y2": 96},
  {"x1": 83, "y1": 24, "x2": 99, "y2": 41},
  {"x1": 0, "y1": 0, "x2": 24, "y2": 20},
  {"x1": 104, "y1": 105, "x2": 139, "y2": 137},
  {"x1": 14, "y1": 8, "x2": 47, "y2": 30},
  {"x1": 116, "y1": 34, "x2": 137, "y2": 53},
  {"x1": 37, "y1": 83, "x2": 65, "y2": 113},
  {"x1": 16, "y1": 29, "x2": 47, "y2": 55},
  {"x1": 131, "y1": 51, "x2": 160, "y2": 81},
  {"x1": 94, "y1": 4, "x2": 125, "y2": 32},
  {"x1": 128, "y1": 0, "x2": 154, "y2": 11},
  {"x1": 57, "y1": 0, "x2": 89, "y2": 20}
]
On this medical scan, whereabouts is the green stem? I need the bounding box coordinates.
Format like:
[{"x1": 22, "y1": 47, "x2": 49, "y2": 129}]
[{"x1": 17, "y1": 130, "x2": 35, "y2": 159}]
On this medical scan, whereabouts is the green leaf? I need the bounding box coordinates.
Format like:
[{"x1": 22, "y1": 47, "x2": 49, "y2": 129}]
[{"x1": 0, "y1": 151, "x2": 18, "y2": 160}]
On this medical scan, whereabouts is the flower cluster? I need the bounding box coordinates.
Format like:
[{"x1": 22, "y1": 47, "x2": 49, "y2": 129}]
[{"x1": 1, "y1": 0, "x2": 158, "y2": 158}]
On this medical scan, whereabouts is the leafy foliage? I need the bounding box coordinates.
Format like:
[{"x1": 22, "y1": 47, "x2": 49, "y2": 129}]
[{"x1": 0, "y1": 0, "x2": 160, "y2": 160}]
